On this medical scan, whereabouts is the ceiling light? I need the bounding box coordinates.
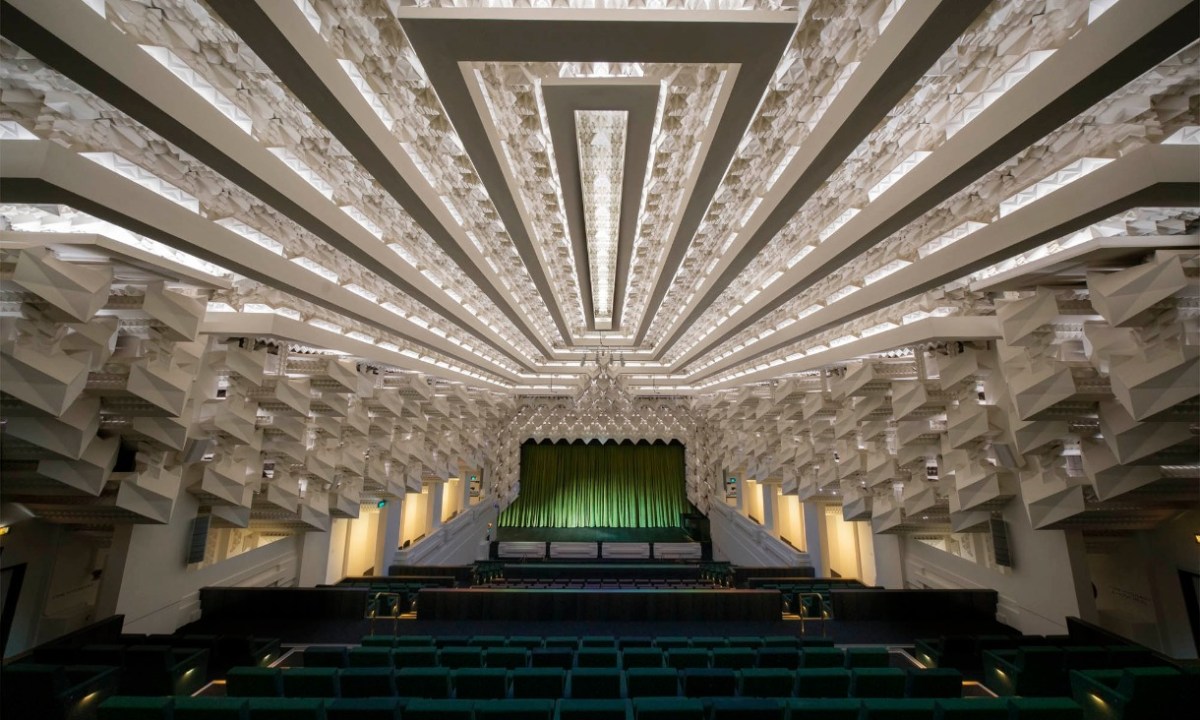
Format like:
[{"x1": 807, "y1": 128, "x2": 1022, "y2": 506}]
[{"x1": 576, "y1": 110, "x2": 628, "y2": 325}]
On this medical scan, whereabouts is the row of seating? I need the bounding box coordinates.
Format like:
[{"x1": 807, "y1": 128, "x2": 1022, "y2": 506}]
[
  {"x1": 484, "y1": 581, "x2": 718, "y2": 589},
  {"x1": 356, "y1": 635, "x2": 838, "y2": 650},
  {"x1": 914, "y1": 634, "x2": 1159, "y2": 678},
  {"x1": 7, "y1": 645, "x2": 209, "y2": 696},
  {"x1": 97, "y1": 695, "x2": 1087, "y2": 720},
  {"x1": 305, "y1": 645, "x2": 890, "y2": 671},
  {"x1": 229, "y1": 666, "x2": 964, "y2": 700},
  {"x1": 982, "y1": 645, "x2": 1170, "y2": 696}
]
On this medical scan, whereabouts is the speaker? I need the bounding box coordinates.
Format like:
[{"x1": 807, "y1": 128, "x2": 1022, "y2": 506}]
[
  {"x1": 186, "y1": 514, "x2": 211, "y2": 565},
  {"x1": 990, "y1": 517, "x2": 1013, "y2": 568}
]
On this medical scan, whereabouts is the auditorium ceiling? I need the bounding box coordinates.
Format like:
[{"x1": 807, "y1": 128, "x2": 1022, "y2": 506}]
[
  {"x1": 0, "y1": 0, "x2": 1193, "y2": 395},
  {"x1": 1, "y1": 0, "x2": 1198, "y2": 539}
]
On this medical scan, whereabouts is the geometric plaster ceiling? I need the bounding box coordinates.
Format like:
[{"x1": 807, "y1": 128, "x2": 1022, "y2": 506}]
[{"x1": 1, "y1": 0, "x2": 1198, "y2": 396}]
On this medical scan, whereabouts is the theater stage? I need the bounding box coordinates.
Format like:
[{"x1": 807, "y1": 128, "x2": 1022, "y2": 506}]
[{"x1": 494, "y1": 526, "x2": 694, "y2": 543}]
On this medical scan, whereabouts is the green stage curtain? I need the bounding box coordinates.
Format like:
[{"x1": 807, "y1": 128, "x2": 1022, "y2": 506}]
[{"x1": 499, "y1": 441, "x2": 689, "y2": 528}]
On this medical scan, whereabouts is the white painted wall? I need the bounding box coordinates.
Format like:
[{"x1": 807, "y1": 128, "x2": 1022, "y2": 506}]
[
  {"x1": 709, "y1": 501, "x2": 813, "y2": 568},
  {"x1": 341, "y1": 510, "x2": 378, "y2": 577},
  {"x1": 776, "y1": 492, "x2": 805, "y2": 550},
  {"x1": 113, "y1": 492, "x2": 302, "y2": 634},
  {"x1": 901, "y1": 501, "x2": 1083, "y2": 635}
]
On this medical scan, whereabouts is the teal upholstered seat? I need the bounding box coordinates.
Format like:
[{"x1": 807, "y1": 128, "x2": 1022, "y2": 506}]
[
  {"x1": 391, "y1": 646, "x2": 438, "y2": 668},
  {"x1": 324, "y1": 697, "x2": 404, "y2": 719},
  {"x1": 905, "y1": 667, "x2": 963, "y2": 698},
  {"x1": 554, "y1": 698, "x2": 632, "y2": 720},
  {"x1": 569, "y1": 668, "x2": 623, "y2": 699},
  {"x1": 795, "y1": 668, "x2": 851, "y2": 698},
  {"x1": 844, "y1": 647, "x2": 891, "y2": 668},
  {"x1": 580, "y1": 636, "x2": 617, "y2": 649},
  {"x1": 511, "y1": 668, "x2": 566, "y2": 699},
  {"x1": 474, "y1": 699, "x2": 555, "y2": 720},
  {"x1": 452, "y1": 668, "x2": 508, "y2": 699},
  {"x1": 174, "y1": 696, "x2": 250, "y2": 720},
  {"x1": 1009, "y1": 696, "x2": 1084, "y2": 719},
  {"x1": 631, "y1": 697, "x2": 705, "y2": 720},
  {"x1": 625, "y1": 668, "x2": 680, "y2": 697},
  {"x1": 507, "y1": 636, "x2": 544, "y2": 650},
  {"x1": 666, "y1": 649, "x2": 709, "y2": 670},
  {"x1": 708, "y1": 698, "x2": 785, "y2": 720},
  {"x1": 227, "y1": 667, "x2": 283, "y2": 698},
  {"x1": 933, "y1": 697, "x2": 1010, "y2": 719},
  {"x1": 654, "y1": 637, "x2": 690, "y2": 650},
  {"x1": 681, "y1": 668, "x2": 736, "y2": 697},
  {"x1": 348, "y1": 647, "x2": 392, "y2": 668},
  {"x1": 756, "y1": 649, "x2": 801, "y2": 669},
  {"x1": 859, "y1": 698, "x2": 938, "y2": 718},
  {"x1": 393, "y1": 636, "x2": 435, "y2": 648},
  {"x1": 711, "y1": 647, "x2": 756, "y2": 669},
  {"x1": 304, "y1": 646, "x2": 348, "y2": 668},
  {"x1": 783, "y1": 698, "x2": 863, "y2": 719},
  {"x1": 439, "y1": 646, "x2": 483, "y2": 669},
  {"x1": 361, "y1": 636, "x2": 397, "y2": 648},
  {"x1": 469, "y1": 636, "x2": 507, "y2": 648},
  {"x1": 577, "y1": 649, "x2": 620, "y2": 668},
  {"x1": 800, "y1": 648, "x2": 845, "y2": 668},
  {"x1": 281, "y1": 667, "x2": 340, "y2": 698},
  {"x1": 98, "y1": 696, "x2": 174, "y2": 720},
  {"x1": 485, "y1": 647, "x2": 528, "y2": 669},
  {"x1": 1070, "y1": 666, "x2": 1185, "y2": 720},
  {"x1": 402, "y1": 699, "x2": 475, "y2": 720},
  {"x1": 738, "y1": 668, "x2": 796, "y2": 698},
  {"x1": 338, "y1": 668, "x2": 395, "y2": 698},
  {"x1": 689, "y1": 637, "x2": 726, "y2": 650},
  {"x1": 726, "y1": 636, "x2": 766, "y2": 649},
  {"x1": 545, "y1": 637, "x2": 580, "y2": 650},
  {"x1": 761, "y1": 636, "x2": 801, "y2": 649},
  {"x1": 851, "y1": 668, "x2": 907, "y2": 698},
  {"x1": 246, "y1": 697, "x2": 326, "y2": 719},
  {"x1": 622, "y1": 648, "x2": 665, "y2": 669},
  {"x1": 395, "y1": 667, "x2": 452, "y2": 698}
]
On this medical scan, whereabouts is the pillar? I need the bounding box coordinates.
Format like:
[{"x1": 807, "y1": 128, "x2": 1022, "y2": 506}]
[
  {"x1": 761, "y1": 486, "x2": 777, "y2": 534},
  {"x1": 374, "y1": 499, "x2": 402, "y2": 576},
  {"x1": 297, "y1": 529, "x2": 331, "y2": 587},
  {"x1": 802, "y1": 502, "x2": 826, "y2": 577}
]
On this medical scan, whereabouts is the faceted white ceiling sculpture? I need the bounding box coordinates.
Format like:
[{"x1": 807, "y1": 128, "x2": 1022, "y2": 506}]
[{"x1": 575, "y1": 110, "x2": 629, "y2": 329}]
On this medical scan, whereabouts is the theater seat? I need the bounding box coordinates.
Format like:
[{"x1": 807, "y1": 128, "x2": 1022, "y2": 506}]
[
  {"x1": 711, "y1": 647, "x2": 756, "y2": 669},
  {"x1": 555, "y1": 698, "x2": 632, "y2": 720},
  {"x1": 1070, "y1": 666, "x2": 1186, "y2": 720},
  {"x1": 338, "y1": 668, "x2": 396, "y2": 698},
  {"x1": 631, "y1": 697, "x2": 705, "y2": 720},
  {"x1": 304, "y1": 647, "x2": 348, "y2": 669},
  {"x1": 246, "y1": 697, "x2": 325, "y2": 719},
  {"x1": 403, "y1": 699, "x2": 475, "y2": 720},
  {"x1": 532, "y1": 648, "x2": 576, "y2": 669},
  {"x1": 756, "y1": 649, "x2": 801, "y2": 669},
  {"x1": 795, "y1": 668, "x2": 850, "y2": 698},
  {"x1": 98, "y1": 696, "x2": 174, "y2": 720},
  {"x1": 227, "y1": 667, "x2": 284, "y2": 698},
  {"x1": 396, "y1": 667, "x2": 452, "y2": 699},
  {"x1": 281, "y1": 667, "x2": 340, "y2": 698},
  {"x1": 348, "y1": 647, "x2": 392, "y2": 668},
  {"x1": 174, "y1": 696, "x2": 250, "y2": 720},
  {"x1": 392, "y1": 647, "x2": 437, "y2": 668},
  {"x1": 844, "y1": 647, "x2": 890, "y2": 668},
  {"x1": 569, "y1": 668, "x2": 623, "y2": 699},
  {"x1": 852, "y1": 668, "x2": 908, "y2": 698},
  {"x1": 933, "y1": 697, "x2": 1010, "y2": 719},
  {"x1": 622, "y1": 648, "x2": 665, "y2": 669},
  {"x1": 452, "y1": 668, "x2": 508, "y2": 699},
  {"x1": 905, "y1": 668, "x2": 963, "y2": 698},
  {"x1": 1008, "y1": 697, "x2": 1084, "y2": 719},
  {"x1": 485, "y1": 647, "x2": 529, "y2": 669},
  {"x1": 324, "y1": 697, "x2": 404, "y2": 720},
  {"x1": 727, "y1": 636, "x2": 766, "y2": 649},
  {"x1": 507, "y1": 637, "x2": 543, "y2": 650},
  {"x1": 983, "y1": 647, "x2": 1065, "y2": 696},
  {"x1": 800, "y1": 648, "x2": 844, "y2": 668},
  {"x1": 625, "y1": 668, "x2": 680, "y2": 697},
  {"x1": 860, "y1": 698, "x2": 938, "y2": 718},
  {"x1": 681, "y1": 668, "x2": 736, "y2": 697},
  {"x1": 440, "y1": 647, "x2": 484, "y2": 669},
  {"x1": 474, "y1": 699, "x2": 555, "y2": 720},
  {"x1": 738, "y1": 668, "x2": 796, "y2": 698},
  {"x1": 511, "y1": 668, "x2": 566, "y2": 699},
  {"x1": 666, "y1": 649, "x2": 710, "y2": 670},
  {"x1": 577, "y1": 649, "x2": 620, "y2": 668},
  {"x1": 708, "y1": 698, "x2": 785, "y2": 720},
  {"x1": 654, "y1": 637, "x2": 690, "y2": 650},
  {"x1": 784, "y1": 698, "x2": 863, "y2": 719},
  {"x1": 361, "y1": 636, "x2": 397, "y2": 648},
  {"x1": 581, "y1": 636, "x2": 617, "y2": 648}
]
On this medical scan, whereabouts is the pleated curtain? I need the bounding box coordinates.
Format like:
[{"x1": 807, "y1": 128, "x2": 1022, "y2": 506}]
[{"x1": 499, "y1": 441, "x2": 688, "y2": 528}]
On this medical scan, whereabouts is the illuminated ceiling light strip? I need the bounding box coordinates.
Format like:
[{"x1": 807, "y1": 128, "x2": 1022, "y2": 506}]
[
  {"x1": 867, "y1": 151, "x2": 931, "y2": 202},
  {"x1": 78, "y1": 152, "x2": 200, "y2": 213},
  {"x1": 215, "y1": 218, "x2": 284, "y2": 255},
  {"x1": 340, "y1": 206, "x2": 384, "y2": 240},
  {"x1": 294, "y1": 0, "x2": 322, "y2": 33},
  {"x1": 1164, "y1": 126, "x2": 1200, "y2": 145},
  {"x1": 290, "y1": 256, "x2": 339, "y2": 283},
  {"x1": 917, "y1": 220, "x2": 987, "y2": 259},
  {"x1": 575, "y1": 110, "x2": 628, "y2": 324},
  {"x1": 1088, "y1": 0, "x2": 1118, "y2": 23},
  {"x1": 140, "y1": 46, "x2": 253, "y2": 135},
  {"x1": 999, "y1": 157, "x2": 1112, "y2": 217},
  {"x1": 863, "y1": 259, "x2": 912, "y2": 285},
  {"x1": 268, "y1": 147, "x2": 334, "y2": 200},
  {"x1": 338, "y1": 59, "x2": 395, "y2": 130},
  {"x1": 946, "y1": 50, "x2": 1055, "y2": 138},
  {"x1": 0, "y1": 121, "x2": 38, "y2": 140},
  {"x1": 819, "y1": 208, "x2": 860, "y2": 243}
]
